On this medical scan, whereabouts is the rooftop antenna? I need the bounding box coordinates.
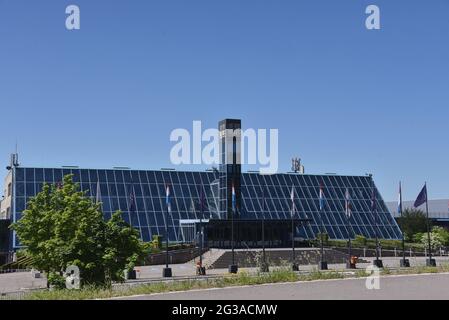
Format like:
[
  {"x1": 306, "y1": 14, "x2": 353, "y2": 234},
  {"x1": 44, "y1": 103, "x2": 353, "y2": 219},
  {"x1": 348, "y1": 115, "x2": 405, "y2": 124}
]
[
  {"x1": 11, "y1": 140, "x2": 19, "y2": 168},
  {"x1": 291, "y1": 157, "x2": 304, "y2": 174}
]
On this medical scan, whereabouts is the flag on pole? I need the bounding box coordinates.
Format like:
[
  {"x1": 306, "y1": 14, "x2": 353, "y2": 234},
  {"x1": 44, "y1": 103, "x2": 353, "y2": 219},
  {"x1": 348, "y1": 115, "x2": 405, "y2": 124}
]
[
  {"x1": 371, "y1": 188, "x2": 377, "y2": 212},
  {"x1": 200, "y1": 187, "x2": 206, "y2": 213},
  {"x1": 319, "y1": 183, "x2": 325, "y2": 211},
  {"x1": 398, "y1": 182, "x2": 403, "y2": 214},
  {"x1": 232, "y1": 184, "x2": 236, "y2": 212},
  {"x1": 166, "y1": 185, "x2": 171, "y2": 212},
  {"x1": 128, "y1": 185, "x2": 136, "y2": 212},
  {"x1": 291, "y1": 186, "x2": 295, "y2": 216},
  {"x1": 345, "y1": 188, "x2": 352, "y2": 218},
  {"x1": 414, "y1": 184, "x2": 427, "y2": 208},
  {"x1": 96, "y1": 180, "x2": 101, "y2": 204}
]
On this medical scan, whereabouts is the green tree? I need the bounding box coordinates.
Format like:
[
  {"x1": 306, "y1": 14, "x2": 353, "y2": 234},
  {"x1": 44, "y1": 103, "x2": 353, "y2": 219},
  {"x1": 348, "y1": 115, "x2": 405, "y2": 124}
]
[
  {"x1": 421, "y1": 232, "x2": 444, "y2": 251},
  {"x1": 396, "y1": 208, "x2": 431, "y2": 242},
  {"x1": 432, "y1": 227, "x2": 449, "y2": 246},
  {"x1": 12, "y1": 175, "x2": 145, "y2": 288}
]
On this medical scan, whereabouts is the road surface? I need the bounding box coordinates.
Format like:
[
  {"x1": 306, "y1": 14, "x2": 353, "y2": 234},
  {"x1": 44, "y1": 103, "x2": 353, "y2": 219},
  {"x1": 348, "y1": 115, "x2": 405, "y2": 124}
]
[{"x1": 116, "y1": 273, "x2": 449, "y2": 300}]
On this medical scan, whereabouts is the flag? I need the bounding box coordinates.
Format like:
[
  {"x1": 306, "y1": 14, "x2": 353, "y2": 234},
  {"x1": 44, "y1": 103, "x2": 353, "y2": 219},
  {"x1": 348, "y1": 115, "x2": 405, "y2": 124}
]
[
  {"x1": 319, "y1": 183, "x2": 325, "y2": 211},
  {"x1": 414, "y1": 184, "x2": 427, "y2": 208},
  {"x1": 291, "y1": 186, "x2": 295, "y2": 216},
  {"x1": 96, "y1": 180, "x2": 101, "y2": 204},
  {"x1": 371, "y1": 187, "x2": 377, "y2": 212},
  {"x1": 398, "y1": 182, "x2": 403, "y2": 214},
  {"x1": 345, "y1": 188, "x2": 352, "y2": 218},
  {"x1": 166, "y1": 185, "x2": 171, "y2": 212},
  {"x1": 128, "y1": 185, "x2": 136, "y2": 212},
  {"x1": 200, "y1": 186, "x2": 206, "y2": 213},
  {"x1": 232, "y1": 184, "x2": 236, "y2": 212}
]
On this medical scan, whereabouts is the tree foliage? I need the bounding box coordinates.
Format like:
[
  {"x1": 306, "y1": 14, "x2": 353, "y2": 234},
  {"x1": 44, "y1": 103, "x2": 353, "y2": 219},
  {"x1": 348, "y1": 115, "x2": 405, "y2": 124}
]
[
  {"x1": 397, "y1": 208, "x2": 431, "y2": 241},
  {"x1": 12, "y1": 175, "x2": 145, "y2": 287},
  {"x1": 420, "y1": 232, "x2": 445, "y2": 251}
]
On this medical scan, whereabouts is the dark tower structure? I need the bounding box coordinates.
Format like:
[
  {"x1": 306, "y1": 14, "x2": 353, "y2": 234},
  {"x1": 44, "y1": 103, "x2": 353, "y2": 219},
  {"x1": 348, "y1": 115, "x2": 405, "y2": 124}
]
[{"x1": 218, "y1": 119, "x2": 242, "y2": 220}]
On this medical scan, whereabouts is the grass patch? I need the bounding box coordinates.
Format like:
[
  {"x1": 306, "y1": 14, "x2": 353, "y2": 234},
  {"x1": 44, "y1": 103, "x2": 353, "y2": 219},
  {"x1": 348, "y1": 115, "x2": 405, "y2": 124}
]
[
  {"x1": 15, "y1": 263, "x2": 449, "y2": 300},
  {"x1": 22, "y1": 268, "x2": 345, "y2": 300}
]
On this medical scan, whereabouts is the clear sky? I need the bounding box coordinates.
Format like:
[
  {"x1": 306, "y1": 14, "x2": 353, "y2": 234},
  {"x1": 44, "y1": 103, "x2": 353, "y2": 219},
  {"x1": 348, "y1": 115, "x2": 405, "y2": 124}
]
[{"x1": 0, "y1": 0, "x2": 448, "y2": 202}]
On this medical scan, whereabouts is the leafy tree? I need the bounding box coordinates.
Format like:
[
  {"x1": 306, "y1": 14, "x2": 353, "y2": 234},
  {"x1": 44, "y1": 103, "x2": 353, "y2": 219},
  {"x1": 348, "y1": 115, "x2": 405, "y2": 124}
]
[
  {"x1": 396, "y1": 208, "x2": 431, "y2": 242},
  {"x1": 12, "y1": 175, "x2": 145, "y2": 288},
  {"x1": 413, "y1": 233, "x2": 425, "y2": 244},
  {"x1": 421, "y1": 232, "x2": 444, "y2": 251},
  {"x1": 432, "y1": 227, "x2": 449, "y2": 246}
]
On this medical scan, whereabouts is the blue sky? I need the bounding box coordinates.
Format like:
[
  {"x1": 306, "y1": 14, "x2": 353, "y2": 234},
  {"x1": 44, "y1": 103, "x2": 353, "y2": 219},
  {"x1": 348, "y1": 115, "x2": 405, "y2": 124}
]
[{"x1": 0, "y1": 0, "x2": 448, "y2": 201}]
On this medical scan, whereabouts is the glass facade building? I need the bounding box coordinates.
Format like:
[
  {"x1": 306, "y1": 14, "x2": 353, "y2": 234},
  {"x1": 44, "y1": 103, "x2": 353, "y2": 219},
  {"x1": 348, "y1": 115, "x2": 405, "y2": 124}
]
[{"x1": 8, "y1": 166, "x2": 402, "y2": 249}]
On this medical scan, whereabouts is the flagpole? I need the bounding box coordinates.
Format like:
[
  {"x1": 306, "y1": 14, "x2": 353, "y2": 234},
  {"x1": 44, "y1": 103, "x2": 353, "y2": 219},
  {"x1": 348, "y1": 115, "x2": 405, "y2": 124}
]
[
  {"x1": 199, "y1": 186, "x2": 206, "y2": 276},
  {"x1": 229, "y1": 179, "x2": 238, "y2": 274},
  {"x1": 345, "y1": 189, "x2": 355, "y2": 269},
  {"x1": 163, "y1": 185, "x2": 172, "y2": 278},
  {"x1": 425, "y1": 183, "x2": 436, "y2": 267},
  {"x1": 399, "y1": 182, "x2": 410, "y2": 268},
  {"x1": 290, "y1": 186, "x2": 299, "y2": 271},
  {"x1": 261, "y1": 188, "x2": 269, "y2": 272},
  {"x1": 370, "y1": 175, "x2": 383, "y2": 269},
  {"x1": 319, "y1": 183, "x2": 328, "y2": 270}
]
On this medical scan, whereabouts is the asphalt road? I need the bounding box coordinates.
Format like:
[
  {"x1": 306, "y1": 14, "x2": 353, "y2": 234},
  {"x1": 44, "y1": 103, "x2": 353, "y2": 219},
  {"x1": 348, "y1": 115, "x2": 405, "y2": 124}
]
[{"x1": 117, "y1": 273, "x2": 449, "y2": 300}]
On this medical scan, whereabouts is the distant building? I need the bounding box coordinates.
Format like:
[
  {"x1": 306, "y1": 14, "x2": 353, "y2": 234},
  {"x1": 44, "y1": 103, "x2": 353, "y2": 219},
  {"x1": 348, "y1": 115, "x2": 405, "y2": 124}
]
[{"x1": 386, "y1": 199, "x2": 449, "y2": 226}]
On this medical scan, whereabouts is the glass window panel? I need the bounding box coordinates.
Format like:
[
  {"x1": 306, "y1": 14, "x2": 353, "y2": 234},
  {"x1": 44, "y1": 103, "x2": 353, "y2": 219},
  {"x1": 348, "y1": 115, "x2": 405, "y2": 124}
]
[
  {"x1": 97, "y1": 170, "x2": 106, "y2": 183},
  {"x1": 131, "y1": 171, "x2": 140, "y2": 183},
  {"x1": 105, "y1": 170, "x2": 115, "y2": 184},
  {"x1": 80, "y1": 170, "x2": 90, "y2": 183},
  {"x1": 25, "y1": 182, "x2": 35, "y2": 197},
  {"x1": 123, "y1": 170, "x2": 132, "y2": 183},
  {"x1": 16, "y1": 182, "x2": 25, "y2": 197},
  {"x1": 139, "y1": 171, "x2": 148, "y2": 184},
  {"x1": 16, "y1": 168, "x2": 25, "y2": 182},
  {"x1": 25, "y1": 168, "x2": 34, "y2": 182},
  {"x1": 114, "y1": 171, "x2": 124, "y2": 183},
  {"x1": 34, "y1": 169, "x2": 43, "y2": 182}
]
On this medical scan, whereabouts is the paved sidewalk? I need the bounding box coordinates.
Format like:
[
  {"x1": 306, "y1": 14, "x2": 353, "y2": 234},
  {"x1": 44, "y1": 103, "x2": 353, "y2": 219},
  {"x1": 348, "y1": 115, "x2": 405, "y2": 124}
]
[
  {"x1": 0, "y1": 271, "x2": 47, "y2": 293},
  {"x1": 135, "y1": 256, "x2": 449, "y2": 280},
  {"x1": 1, "y1": 256, "x2": 448, "y2": 294},
  {"x1": 119, "y1": 273, "x2": 449, "y2": 300}
]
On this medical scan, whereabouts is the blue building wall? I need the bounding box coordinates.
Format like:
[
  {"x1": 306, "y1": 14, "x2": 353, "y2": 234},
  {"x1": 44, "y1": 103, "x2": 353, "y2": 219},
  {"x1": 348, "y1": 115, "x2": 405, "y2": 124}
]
[{"x1": 8, "y1": 166, "x2": 402, "y2": 249}]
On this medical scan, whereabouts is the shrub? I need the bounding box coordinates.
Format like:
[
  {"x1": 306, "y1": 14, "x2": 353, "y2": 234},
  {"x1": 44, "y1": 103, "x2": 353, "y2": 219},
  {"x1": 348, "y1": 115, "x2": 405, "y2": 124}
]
[
  {"x1": 413, "y1": 233, "x2": 424, "y2": 243},
  {"x1": 47, "y1": 273, "x2": 66, "y2": 290},
  {"x1": 353, "y1": 235, "x2": 367, "y2": 247},
  {"x1": 432, "y1": 227, "x2": 449, "y2": 246}
]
